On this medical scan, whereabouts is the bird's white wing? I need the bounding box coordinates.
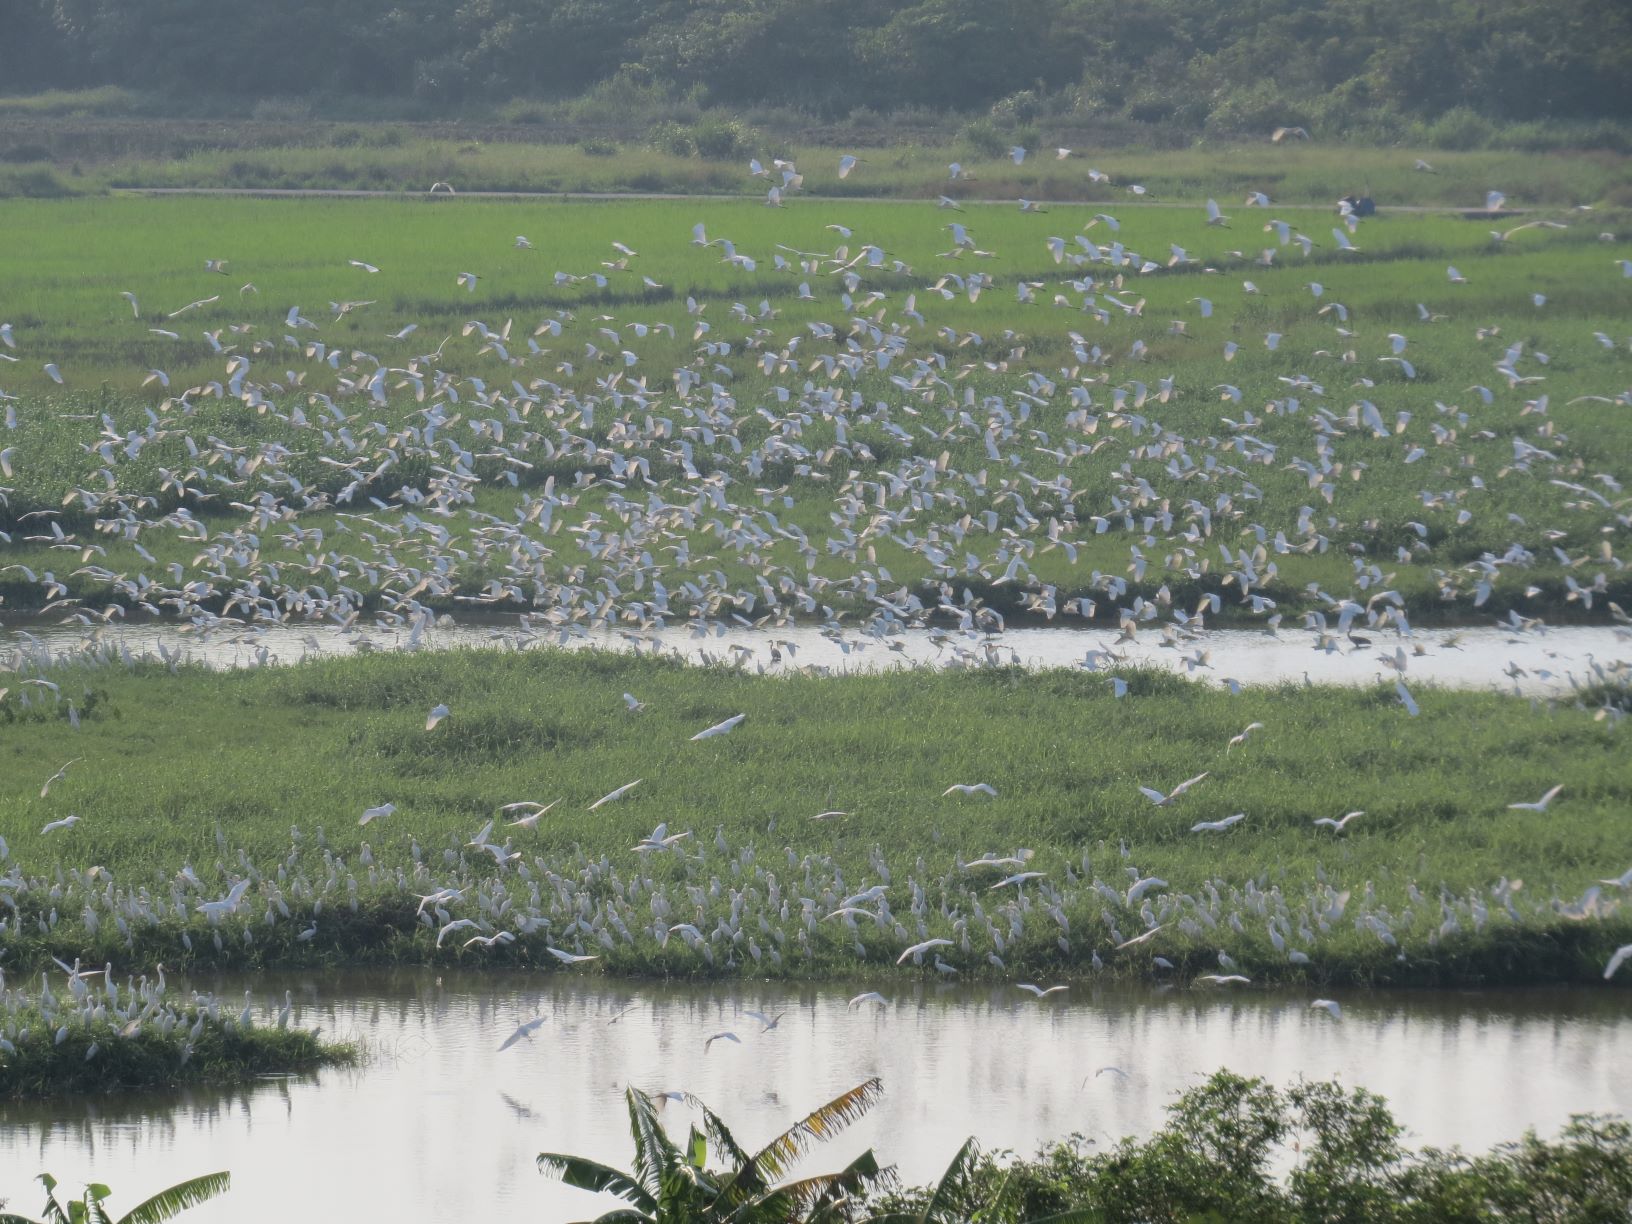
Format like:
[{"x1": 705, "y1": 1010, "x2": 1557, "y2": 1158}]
[
  {"x1": 1605, "y1": 945, "x2": 1632, "y2": 980},
  {"x1": 1171, "y1": 772, "x2": 1209, "y2": 796}
]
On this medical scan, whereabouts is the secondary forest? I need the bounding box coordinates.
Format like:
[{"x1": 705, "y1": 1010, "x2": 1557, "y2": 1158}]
[{"x1": 4, "y1": 0, "x2": 1630, "y2": 141}]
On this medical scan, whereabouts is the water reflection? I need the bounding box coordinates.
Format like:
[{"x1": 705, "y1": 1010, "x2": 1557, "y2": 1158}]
[
  {"x1": 4, "y1": 616, "x2": 1629, "y2": 696},
  {"x1": 2, "y1": 972, "x2": 1628, "y2": 1222}
]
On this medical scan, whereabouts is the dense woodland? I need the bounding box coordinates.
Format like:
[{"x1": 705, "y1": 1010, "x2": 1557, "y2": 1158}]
[{"x1": 3, "y1": 0, "x2": 1630, "y2": 136}]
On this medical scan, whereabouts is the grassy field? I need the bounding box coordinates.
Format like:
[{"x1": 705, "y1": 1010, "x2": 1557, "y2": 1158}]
[
  {"x1": 0, "y1": 180, "x2": 1629, "y2": 1000},
  {"x1": 0, "y1": 648, "x2": 1626, "y2": 986},
  {"x1": 0, "y1": 194, "x2": 1629, "y2": 629}
]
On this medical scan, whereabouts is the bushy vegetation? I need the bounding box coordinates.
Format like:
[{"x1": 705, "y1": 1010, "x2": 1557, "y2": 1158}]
[
  {"x1": 0, "y1": 978, "x2": 354, "y2": 1100},
  {"x1": 539, "y1": 1077, "x2": 892, "y2": 1221},
  {"x1": 870, "y1": 1070, "x2": 1632, "y2": 1222},
  {"x1": 535, "y1": 1068, "x2": 1632, "y2": 1222},
  {"x1": 3, "y1": 0, "x2": 1630, "y2": 142}
]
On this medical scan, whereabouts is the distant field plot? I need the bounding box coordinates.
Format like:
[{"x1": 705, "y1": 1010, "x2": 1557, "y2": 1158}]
[
  {"x1": 0, "y1": 193, "x2": 1629, "y2": 631},
  {"x1": 0, "y1": 125, "x2": 1627, "y2": 209}
]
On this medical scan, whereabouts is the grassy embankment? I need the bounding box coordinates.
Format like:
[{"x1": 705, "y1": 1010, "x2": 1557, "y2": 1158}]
[
  {"x1": 0, "y1": 196, "x2": 1628, "y2": 623},
  {"x1": 0, "y1": 648, "x2": 1626, "y2": 986},
  {"x1": 0, "y1": 93, "x2": 1628, "y2": 204},
  {"x1": 0, "y1": 129, "x2": 1625, "y2": 208}
]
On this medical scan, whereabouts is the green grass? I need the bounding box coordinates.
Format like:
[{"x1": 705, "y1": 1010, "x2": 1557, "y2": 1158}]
[
  {"x1": 0, "y1": 648, "x2": 1626, "y2": 986},
  {"x1": 0, "y1": 194, "x2": 1628, "y2": 626},
  {"x1": 0, "y1": 984, "x2": 352, "y2": 1100}
]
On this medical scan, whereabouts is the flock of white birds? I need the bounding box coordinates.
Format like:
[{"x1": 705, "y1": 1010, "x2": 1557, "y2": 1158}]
[
  {"x1": 0, "y1": 951, "x2": 308, "y2": 1077},
  {"x1": 1, "y1": 152, "x2": 1630, "y2": 1063},
  {"x1": 4, "y1": 760, "x2": 1630, "y2": 1068},
  {"x1": 0, "y1": 158, "x2": 1628, "y2": 673}
]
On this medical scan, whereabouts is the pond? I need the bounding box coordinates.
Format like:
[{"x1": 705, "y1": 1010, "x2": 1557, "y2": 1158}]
[{"x1": 3, "y1": 972, "x2": 1629, "y2": 1221}]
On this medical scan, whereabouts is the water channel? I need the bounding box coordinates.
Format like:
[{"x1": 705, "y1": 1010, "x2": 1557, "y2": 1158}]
[
  {"x1": 3, "y1": 972, "x2": 1629, "y2": 1221},
  {"x1": 4, "y1": 616, "x2": 1629, "y2": 696}
]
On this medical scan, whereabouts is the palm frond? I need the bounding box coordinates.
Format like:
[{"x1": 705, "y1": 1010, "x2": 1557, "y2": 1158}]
[
  {"x1": 29, "y1": 1175, "x2": 69, "y2": 1224},
  {"x1": 1017, "y1": 1211, "x2": 1107, "y2": 1223},
  {"x1": 113, "y1": 1172, "x2": 230, "y2": 1224},
  {"x1": 749, "y1": 1077, "x2": 885, "y2": 1183},
  {"x1": 748, "y1": 1148, "x2": 894, "y2": 1216},
  {"x1": 685, "y1": 1097, "x2": 755, "y2": 1172},
  {"x1": 687, "y1": 1099, "x2": 763, "y2": 1202},
  {"x1": 535, "y1": 1154, "x2": 658, "y2": 1215},
  {"x1": 917, "y1": 1137, "x2": 982, "y2": 1223},
  {"x1": 624, "y1": 1086, "x2": 682, "y2": 1197},
  {"x1": 0, "y1": 1214, "x2": 46, "y2": 1224}
]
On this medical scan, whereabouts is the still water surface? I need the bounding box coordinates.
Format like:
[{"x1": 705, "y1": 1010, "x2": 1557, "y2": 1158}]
[
  {"x1": 2, "y1": 972, "x2": 1628, "y2": 1221},
  {"x1": 5, "y1": 617, "x2": 1629, "y2": 696}
]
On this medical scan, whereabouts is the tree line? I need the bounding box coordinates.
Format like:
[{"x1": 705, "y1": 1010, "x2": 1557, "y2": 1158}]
[{"x1": 2, "y1": 0, "x2": 1629, "y2": 133}]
